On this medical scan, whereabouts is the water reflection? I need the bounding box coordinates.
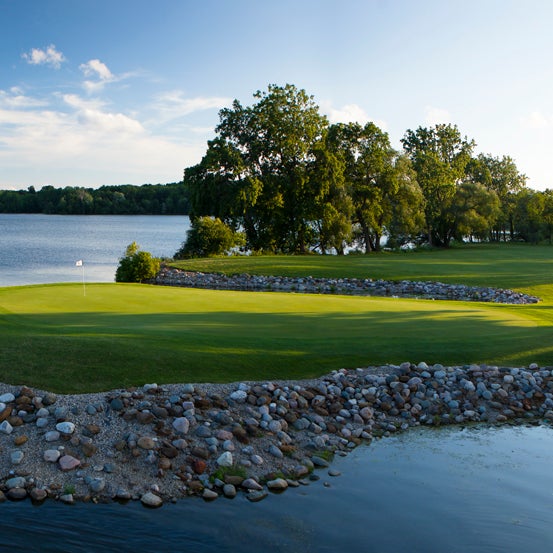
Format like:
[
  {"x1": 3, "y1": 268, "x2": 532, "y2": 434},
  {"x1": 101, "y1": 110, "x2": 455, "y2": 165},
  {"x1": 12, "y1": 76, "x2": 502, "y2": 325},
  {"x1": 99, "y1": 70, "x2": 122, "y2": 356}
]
[{"x1": 2, "y1": 425, "x2": 553, "y2": 552}]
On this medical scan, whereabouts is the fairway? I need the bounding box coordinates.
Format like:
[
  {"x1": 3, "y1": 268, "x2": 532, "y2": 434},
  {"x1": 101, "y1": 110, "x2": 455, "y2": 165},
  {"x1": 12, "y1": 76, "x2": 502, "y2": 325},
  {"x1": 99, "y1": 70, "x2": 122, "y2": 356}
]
[{"x1": 0, "y1": 256, "x2": 551, "y2": 393}]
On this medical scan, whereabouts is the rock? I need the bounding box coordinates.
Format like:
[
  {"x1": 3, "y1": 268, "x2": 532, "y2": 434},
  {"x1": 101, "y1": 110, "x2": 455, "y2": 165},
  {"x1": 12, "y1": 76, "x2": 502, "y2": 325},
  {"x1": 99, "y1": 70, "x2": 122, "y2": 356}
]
[
  {"x1": 7, "y1": 488, "x2": 27, "y2": 500},
  {"x1": 0, "y1": 393, "x2": 15, "y2": 403},
  {"x1": 141, "y1": 492, "x2": 163, "y2": 507},
  {"x1": 110, "y1": 398, "x2": 124, "y2": 411},
  {"x1": 311, "y1": 455, "x2": 330, "y2": 468},
  {"x1": 247, "y1": 490, "x2": 268, "y2": 502},
  {"x1": 192, "y1": 459, "x2": 207, "y2": 474},
  {"x1": 59, "y1": 455, "x2": 81, "y2": 471},
  {"x1": 55, "y1": 422, "x2": 75, "y2": 435},
  {"x1": 223, "y1": 484, "x2": 237, "y2": 498},
  {"x1": 241, "y1": 478, "x2": 263, "y2": 491},
  {"x1": 0, "y1": 421, "x2": 13, "y2": 434},
  {"x1": 229, "y1": 390, "x2": 248, "y2": 403},
  {"x1": 268, "y1": 445, "x2": 283, "y2": 459},
  {"x1": 89, "y1": 478, "x2": 106, "y2": 493},
  {"x1": 266, "y1": 478, "x2": 288, "y2": 490},
  {"x1": 202, "y1": 489, "x2": 218, "y2": 500},
  {"x1": 10, "y1": 450, "x2": 24, "y2": 465},
  {"x1": 30, "y1": 488, "x2": 48, "y2": 502},
  {"x1": 13, "y1": 435, "x2": 28, "y2": 446},
  {"x1": 137, "y1": 436, "x2": 156, "y2": 450},
  {"x1": 60, "y1": 494, "x2": 75, "y2": 504},
  {"x1": 6, "y1": 476, "x2": 26, "y2": 489},
  {"x1": 44, "y1": 449, "x2": 61, "y2": 463},
  {"x1": 216, "y1": 451, "x2": 233, "y2": 467},
  {"x1": 172, "y1": 417, "x2": 190, "y2": 435}
]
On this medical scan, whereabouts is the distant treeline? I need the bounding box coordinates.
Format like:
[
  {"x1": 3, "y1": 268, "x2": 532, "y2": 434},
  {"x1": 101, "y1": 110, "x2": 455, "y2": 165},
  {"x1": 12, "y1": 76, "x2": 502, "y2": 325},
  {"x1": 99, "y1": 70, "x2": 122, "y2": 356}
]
[{"x1": 0, "y1": 182, "x2": 190, "y2": 215}]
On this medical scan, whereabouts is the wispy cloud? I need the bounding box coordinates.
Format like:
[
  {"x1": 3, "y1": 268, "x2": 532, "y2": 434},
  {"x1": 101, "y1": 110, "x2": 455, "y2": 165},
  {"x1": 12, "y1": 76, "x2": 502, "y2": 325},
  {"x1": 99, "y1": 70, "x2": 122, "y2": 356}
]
[
  {"x1": 424, "y1": 106, "x2": 451, "y2": 126},
  {"x1": 22, "y1": 45, "x2": 66, "y2": 69},
  {"x1": 152, "y1": 91, "x2": 230, "y2": 123},
  {"x1": 0, "y1": 87, "x2": 48, "y2": 109}
]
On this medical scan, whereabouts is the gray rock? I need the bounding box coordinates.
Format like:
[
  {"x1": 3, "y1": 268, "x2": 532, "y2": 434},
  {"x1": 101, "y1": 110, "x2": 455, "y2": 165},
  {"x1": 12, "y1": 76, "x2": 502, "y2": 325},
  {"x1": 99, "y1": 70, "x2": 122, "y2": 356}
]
[
  {"x1": 56, "y1": 421, "x2": 75, "y2": 435},
  {"x1": 216, "y1": 451, "x2": 233, "y2": 467},
  {"x1": 10, "y1": 450, "x2": 24, "y2": 465},
  {"x1": 141, "y1": 492, "x2": 163, "y2": 507},
  {"x1": 267, "y1": 478, "x2": 288, "y2": 490},
  {"x1": 44, "y1": 430, "x2": 60, "y2": 442},
  {"x1": 223, "y1": 484, "x2": 237, "y2": 498},
  {"x1": 44, "y1": 449, "x2": 61, "y2": 462},
  {"x1": 5, "y1": 476, "x2": 26, "y2": 489},
  {"x1": 0, "y1": 421, "x2": 13, "y2": 435},
  {"x1": 172, "y1": 417, "x2": 190, "y2": 434}
]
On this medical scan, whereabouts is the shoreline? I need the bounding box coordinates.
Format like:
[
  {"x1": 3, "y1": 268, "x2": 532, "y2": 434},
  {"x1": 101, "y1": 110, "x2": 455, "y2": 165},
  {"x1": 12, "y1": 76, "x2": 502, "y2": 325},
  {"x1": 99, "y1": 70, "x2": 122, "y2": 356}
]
[{"x1": 1, "y1": 361, "x2": 552, "y2": 506}]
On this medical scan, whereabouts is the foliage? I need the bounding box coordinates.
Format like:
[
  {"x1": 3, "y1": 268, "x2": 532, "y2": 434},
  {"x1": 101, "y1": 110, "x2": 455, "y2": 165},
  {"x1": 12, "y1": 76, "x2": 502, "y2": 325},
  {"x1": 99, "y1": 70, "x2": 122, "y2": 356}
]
[
  {"x1": 175, "y1": 216, "x2": 245, "y2": 258},
  {"x1": 115, "y1": 242, "x2": 160, "y2": 283},
  {"x1": 401, "y1": 124, "x2": 476, "y2": 247},
  {"x1": 186, "y1": 84, "x2": 344, "y2": 253},
  {"x1": 0, "y1": 182, "x2": 190, "y2": 215}
]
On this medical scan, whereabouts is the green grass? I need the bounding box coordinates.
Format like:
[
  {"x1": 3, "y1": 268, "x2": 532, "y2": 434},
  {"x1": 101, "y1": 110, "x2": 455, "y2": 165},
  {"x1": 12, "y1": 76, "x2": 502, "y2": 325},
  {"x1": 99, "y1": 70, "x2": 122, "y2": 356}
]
[{"x1": 2, "y1": 243, "x2": 553, "y2": 393}]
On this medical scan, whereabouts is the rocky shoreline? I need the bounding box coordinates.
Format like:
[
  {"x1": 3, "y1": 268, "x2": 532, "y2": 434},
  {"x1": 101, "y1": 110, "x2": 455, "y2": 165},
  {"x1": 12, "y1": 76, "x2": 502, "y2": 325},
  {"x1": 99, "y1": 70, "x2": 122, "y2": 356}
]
[
  {"x1": 1, "y1": 361, "x2": 553, "y2": 507},
  {"x1": 152, "y1": 266, "x2": 539, "y2": 304}
]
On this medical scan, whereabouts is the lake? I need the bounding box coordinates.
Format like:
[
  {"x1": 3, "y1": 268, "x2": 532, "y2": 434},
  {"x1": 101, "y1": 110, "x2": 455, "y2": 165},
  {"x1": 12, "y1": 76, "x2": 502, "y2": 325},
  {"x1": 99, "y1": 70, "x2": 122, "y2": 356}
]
[
  {"x1": 0, "y1": 213, "x2": 190, "y2": 287},
  {"x1": 0, "y1": 425, "x2": 552, "y2": 552},
  {"x1": 1, "y1": 214, "x2": 553, "y2": 551}
]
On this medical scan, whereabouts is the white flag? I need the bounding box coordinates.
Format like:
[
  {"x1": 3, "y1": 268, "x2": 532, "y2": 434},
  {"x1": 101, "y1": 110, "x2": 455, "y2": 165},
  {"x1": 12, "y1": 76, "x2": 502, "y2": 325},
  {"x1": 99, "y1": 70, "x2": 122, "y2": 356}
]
[{"x1": 75, "y1": 260, "x2": 83, "y2": 267}]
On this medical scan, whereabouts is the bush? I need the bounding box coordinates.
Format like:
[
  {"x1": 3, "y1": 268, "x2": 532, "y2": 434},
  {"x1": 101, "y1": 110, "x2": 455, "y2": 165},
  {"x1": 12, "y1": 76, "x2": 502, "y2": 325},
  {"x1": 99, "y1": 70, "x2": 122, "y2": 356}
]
[
  {"x1": 115, "y1": 242, "x2": 160, "y2": 283},
  {"x1": 175, "y1": 216, "x2": 245, "y2": 258}
]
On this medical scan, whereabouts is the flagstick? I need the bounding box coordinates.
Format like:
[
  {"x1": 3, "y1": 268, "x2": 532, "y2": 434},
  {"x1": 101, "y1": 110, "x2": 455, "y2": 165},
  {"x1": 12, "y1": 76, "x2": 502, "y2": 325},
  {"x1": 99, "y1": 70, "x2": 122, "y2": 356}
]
[{"x1": 82, "y1": 263, "x2": 86, "y2": 296}]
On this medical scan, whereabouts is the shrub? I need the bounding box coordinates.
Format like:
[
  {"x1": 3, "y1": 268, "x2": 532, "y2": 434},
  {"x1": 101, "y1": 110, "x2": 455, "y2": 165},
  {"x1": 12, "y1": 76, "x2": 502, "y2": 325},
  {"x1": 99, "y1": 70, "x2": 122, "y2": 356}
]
[
  {"x1": 115, "y1": 242, "x2": 160, "y2": 283},
  {"x1": 174, "y1": 216, "x2": 245, "y2": 258}
]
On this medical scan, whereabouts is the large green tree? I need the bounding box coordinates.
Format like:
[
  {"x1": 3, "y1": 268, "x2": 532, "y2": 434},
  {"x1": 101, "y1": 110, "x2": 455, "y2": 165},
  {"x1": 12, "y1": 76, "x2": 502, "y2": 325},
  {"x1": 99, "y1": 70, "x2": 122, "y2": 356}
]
[
  {"x1": 186, "y1": 84, "x2": 346, "y2": 253},
  {"x1": 401, "y1": 124, "x2": 475, "y2": 247}
]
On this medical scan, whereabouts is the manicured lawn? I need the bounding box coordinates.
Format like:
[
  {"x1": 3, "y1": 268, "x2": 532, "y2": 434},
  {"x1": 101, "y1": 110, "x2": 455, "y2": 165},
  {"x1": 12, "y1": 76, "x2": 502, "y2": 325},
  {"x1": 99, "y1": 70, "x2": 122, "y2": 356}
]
[{"x1": 1, "y1": 243, "x2": 553, "y2": 393}]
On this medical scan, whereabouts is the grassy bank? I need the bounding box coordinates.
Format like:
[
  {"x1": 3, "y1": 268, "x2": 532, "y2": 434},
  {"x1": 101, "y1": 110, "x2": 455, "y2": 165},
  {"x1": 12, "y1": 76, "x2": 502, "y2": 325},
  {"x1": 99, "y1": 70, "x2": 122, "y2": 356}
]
[{"x1": 1, "y1": 244, "x2": 552, "y2": 393}]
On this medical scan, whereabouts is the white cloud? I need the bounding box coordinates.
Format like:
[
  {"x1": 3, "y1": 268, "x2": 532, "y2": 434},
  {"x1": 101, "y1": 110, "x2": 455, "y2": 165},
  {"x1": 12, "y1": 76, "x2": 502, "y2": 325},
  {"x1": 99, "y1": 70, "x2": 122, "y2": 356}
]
[
  {"x1": 22, "y1": 45, "x2": 66, "y2": 69},
  {"x1": 152, "y1": 91, "x2": 230, "y2": 123},
  {"x1": 520, "y1": 111, "x2": 552, "y2": 129},
  {"x1": 79, "y1": 59, "x2": 118, "y2": 93},
  {"x1": 79, "y1": 59, "x2": 113, "y2": 81},
  {"x1": 319, "y1": 100, "x2": 388, "y2": 129},
  {"x1": 0, "y1": 90, "x2": 203, "y2": 187},
  {"x1": 424, "y1": 106, "x2": 451, "y2": 126},
  {"x1": 0, "y1": 88, "x2": 47, "y2": 109}
]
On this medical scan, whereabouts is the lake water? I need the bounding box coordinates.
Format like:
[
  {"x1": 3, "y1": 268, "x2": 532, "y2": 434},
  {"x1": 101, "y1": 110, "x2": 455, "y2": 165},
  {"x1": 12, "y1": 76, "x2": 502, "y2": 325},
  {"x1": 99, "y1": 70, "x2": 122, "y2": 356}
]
[
  {"x1": 1, "y1": 214, "x2": 553, "y2": 551},
  {"x1": 0, "y1": 214, "x2": 190, "y2": 287},
  {"x1": 0, "y1": 425, "x2": 552, "y2": 552}
]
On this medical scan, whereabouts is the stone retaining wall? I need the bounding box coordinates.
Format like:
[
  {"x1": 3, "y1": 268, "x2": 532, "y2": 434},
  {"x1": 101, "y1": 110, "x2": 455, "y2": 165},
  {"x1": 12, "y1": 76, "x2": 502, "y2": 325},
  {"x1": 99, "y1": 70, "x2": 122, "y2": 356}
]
[{"x1": 152, "y1": 266, "x2": 539, "y2": 304}]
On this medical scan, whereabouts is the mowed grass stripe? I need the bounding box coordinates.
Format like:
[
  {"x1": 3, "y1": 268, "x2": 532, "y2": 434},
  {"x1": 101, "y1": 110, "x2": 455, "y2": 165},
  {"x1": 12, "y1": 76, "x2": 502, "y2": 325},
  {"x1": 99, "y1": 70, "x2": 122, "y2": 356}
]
[{"x1": 0, "y1": 279, "x2": 546, "y2": 393}]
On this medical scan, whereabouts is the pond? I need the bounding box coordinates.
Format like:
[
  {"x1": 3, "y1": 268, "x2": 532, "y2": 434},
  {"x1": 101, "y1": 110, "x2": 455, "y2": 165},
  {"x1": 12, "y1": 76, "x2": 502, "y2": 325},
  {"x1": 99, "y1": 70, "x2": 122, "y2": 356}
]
[{"x1": 2, "y1": 425, "x2": 552, "y2": 552}]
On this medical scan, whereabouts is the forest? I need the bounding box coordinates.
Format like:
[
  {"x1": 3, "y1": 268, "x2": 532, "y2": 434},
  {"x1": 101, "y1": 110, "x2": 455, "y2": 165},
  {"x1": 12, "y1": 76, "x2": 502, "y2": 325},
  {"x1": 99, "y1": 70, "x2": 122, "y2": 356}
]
[{"x1": 0, "y1": 182, "x2": 190, "y2": 215}]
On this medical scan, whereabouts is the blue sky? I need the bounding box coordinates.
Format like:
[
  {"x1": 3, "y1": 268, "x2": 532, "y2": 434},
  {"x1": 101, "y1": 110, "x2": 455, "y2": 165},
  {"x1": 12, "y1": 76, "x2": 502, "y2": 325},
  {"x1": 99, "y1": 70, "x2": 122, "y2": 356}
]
[{"x1": 1, "y1": 0, "x2": 553, "y2": 190}]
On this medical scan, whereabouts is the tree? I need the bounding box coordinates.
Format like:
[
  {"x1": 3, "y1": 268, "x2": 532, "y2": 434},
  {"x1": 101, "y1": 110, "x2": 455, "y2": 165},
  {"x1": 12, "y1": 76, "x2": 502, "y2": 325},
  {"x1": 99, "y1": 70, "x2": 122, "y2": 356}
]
[
  {"x1": 174, "y1": 216, "x2": 245, "y2": 258},
  {"x1": 466, "y1": 154, "x2": 527, "y2": 241},
  {"x1": 327, "y1": 122, "x2": 424, "y2": 252},
  {"x1": 115, "y1": 242, "x2": 160, "y2": 283},
  {"x1": 401, "y1": 124, "x2": 475, "y2": 247},
  {"x1": 186, "y1": 84, "x2": 344, "y2": 253}
]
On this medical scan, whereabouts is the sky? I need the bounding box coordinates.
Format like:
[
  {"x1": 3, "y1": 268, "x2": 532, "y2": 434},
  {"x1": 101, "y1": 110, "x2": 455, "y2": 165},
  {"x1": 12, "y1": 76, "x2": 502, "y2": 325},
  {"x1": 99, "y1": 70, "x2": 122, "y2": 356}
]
[{"x1": 1, "y1": 0, "x2": 553, "y2": 190}]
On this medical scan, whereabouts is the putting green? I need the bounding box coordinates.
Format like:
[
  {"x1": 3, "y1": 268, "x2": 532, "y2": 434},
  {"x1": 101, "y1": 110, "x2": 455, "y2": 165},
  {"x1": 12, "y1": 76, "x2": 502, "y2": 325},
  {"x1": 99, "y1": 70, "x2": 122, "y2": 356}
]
[{"x1": 0, "y1": 281, "x2": 546, "y2": 393}]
